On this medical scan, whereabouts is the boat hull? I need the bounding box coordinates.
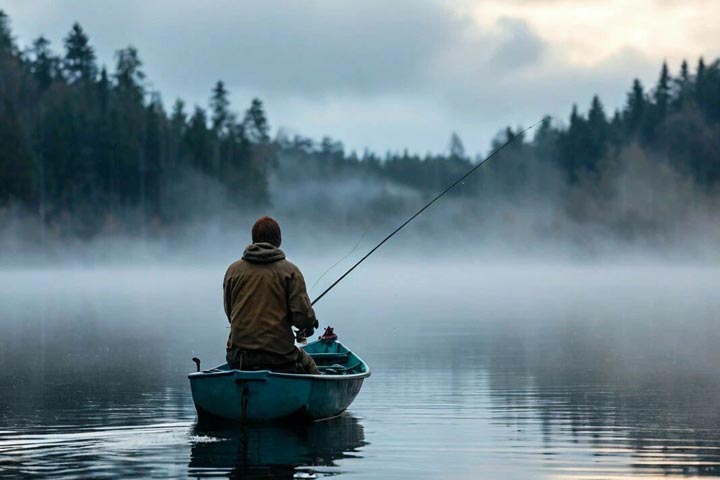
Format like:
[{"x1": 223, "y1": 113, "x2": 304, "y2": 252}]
[{"x1": 189, "y1": 341, "x2": 370, "y2": 423}]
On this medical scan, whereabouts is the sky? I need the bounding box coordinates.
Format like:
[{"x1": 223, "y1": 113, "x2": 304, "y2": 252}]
[{"x1": 2, "y1": 0, "x2": 719, "y2": 156}]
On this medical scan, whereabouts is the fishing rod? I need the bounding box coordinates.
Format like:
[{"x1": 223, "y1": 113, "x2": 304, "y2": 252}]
[
  {"x1": 310, "y1": 221, "x2": 373, "y2": 292},
  {"x1": 310, "y1": 117, "x2": 549, "y2": 307}
]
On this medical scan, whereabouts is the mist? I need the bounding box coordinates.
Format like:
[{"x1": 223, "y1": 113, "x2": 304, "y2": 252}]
[
  {"x1": 2, "y1": 6, "x2": 720, "y2": 478},
  {"x1": 2, "y1": 142, "x2": 719, "y2": 267}
]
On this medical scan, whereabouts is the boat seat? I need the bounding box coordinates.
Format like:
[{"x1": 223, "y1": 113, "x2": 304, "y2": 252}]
[
  {"x1": 318, "y1": 358, "x2": 366, "y2": 375},
  {"x1": 309, "y1": 352, "x2": 350, "y2": 365},
  {"x1": 319, "y1": 363, "x2": 351, "y2": 375}
]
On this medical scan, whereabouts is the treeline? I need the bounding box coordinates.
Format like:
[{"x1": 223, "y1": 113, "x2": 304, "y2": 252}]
[
  {"x1": 265, "y1": 53, "x2": 720, "y2": 234},
  {"x1": 0, "y1": 12, "x2": 272, "y2": 236},
  {"x1": 333, "y1": 57, "x2": 720, "y2": 195},
  {"x1": 1, "y1": 10, "x2": 719, "y2": 239}
]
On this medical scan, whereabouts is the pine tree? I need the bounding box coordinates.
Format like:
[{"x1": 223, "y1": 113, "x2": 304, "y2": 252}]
[
  {"x1": 243, "y1": 98, "x2": 270, "y2": 143},
  {"x1": 97, "y1": 66, "x2": 110, "y2": 111},
  {"x1": 0, "y1": 10, "x2": 16, "y2": 56},
  {"x1": 695, "y1": 57, "x2": 707, "y2": 106},
  {"x1": 673, "y1": 59, "x2": 691, "y2": 108},
  {"x1": 240, "y1": 98, "x2": 272, "y2": 203},
  {"x1": 105, "y1": 47, "x2": 146, "y2": 208},
  {"x1": 114, "y1": 46, "x2": 145, "y2": 103},
  {"x1": 448, "y1": 132, "x2": 465, "y2": 159},
  {"x1": 624, "y1": 79, "x2": 646, "y2": 136},
  {"x1": 143, "y1": 95, "x2": 164, "y2": 216},
  {"x1": 702, "y1": 59, "x2": 720, "y2": 123},
  {"x1": 653, "y1": 61, "x2": 671, "y2": 117},
  {"x1": 93, "y1": 66, "x2": 113, "y2": 207},
  {"x1": 185, "y1": 106, "x2": 211, "y2": 173},
  {"x1": 680, "y1": 59, "x2": 690, "y2": 83},
  {"x1": 29, "y1": 36, "x2": 57, "y2": 91},
  {"x1": 588, "y1": 95, "x2": 608, "y2": 129},
  {"x1": 171, "y1": 99, "x2": 187, "y2": 132},
  {"x1": 587, "y1": 95, "x2": 609, "y2": 162},
  {"x1": 0, "y1": 101, "x2": 35, "y2": 205},
  {"x1": 63, "y1": 23, "x2": 97, "y2": 82},
  {"x1": 533, "y1": 116, "x2": 558, "y2": 161},
  {"x1": 558, "y1": 104, "x2": 591, "y2": 182},
  {"x1": 210, "y1": 81, "x2": 231, "y2": 134}
]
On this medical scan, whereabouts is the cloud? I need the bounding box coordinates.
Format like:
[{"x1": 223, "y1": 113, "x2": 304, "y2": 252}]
[
  {"x1": 4, "y1": 0, "x2": 517, "y2": 99},
  {"x1": 118, "y1": 0, "x2": 469, "y2": 98},
  {"x1": 3, "y1": 0, "x2": 716, "y2": 156},
  {"x1": 490, "y1": 17, "x2": 547, "y2": 70}
]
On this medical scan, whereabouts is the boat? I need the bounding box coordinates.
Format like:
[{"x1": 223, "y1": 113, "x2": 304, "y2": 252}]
[{"x1": 188, "y1": 330, "x2": 370, "y2": 423}]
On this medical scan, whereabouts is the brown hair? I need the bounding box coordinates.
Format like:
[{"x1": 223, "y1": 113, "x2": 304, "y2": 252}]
[{"x1": 252, "y1": 216, "x2": 282, "y2": 247}]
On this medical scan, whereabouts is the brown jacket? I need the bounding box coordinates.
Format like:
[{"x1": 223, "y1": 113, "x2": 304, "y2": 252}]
[{"x1": 224, "y1": 243, "x2": 318, "y2": 365}]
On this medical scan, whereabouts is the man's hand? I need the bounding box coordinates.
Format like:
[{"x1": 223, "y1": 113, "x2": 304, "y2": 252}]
[{"x1": 295, "y1": 327, "x2": 314, "y2": 344}]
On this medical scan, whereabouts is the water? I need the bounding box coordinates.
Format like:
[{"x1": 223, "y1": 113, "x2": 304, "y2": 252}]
[{"x1": 1, "y1": 259, "x2": 719, "y2": 478}]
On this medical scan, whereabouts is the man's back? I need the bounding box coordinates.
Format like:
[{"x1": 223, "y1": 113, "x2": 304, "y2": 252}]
[{"x1": 224, "y1": 239, "x2": 318, "y2": 373}]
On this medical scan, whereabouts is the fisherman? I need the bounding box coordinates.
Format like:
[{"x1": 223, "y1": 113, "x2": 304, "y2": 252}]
[{"x1": 224, "y1": 216, "x2": 320, "y2": 374}]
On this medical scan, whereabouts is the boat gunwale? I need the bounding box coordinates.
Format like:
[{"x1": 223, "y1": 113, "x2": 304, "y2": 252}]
[
  {"x1": 188, "y1": 341, "x2": 371, "y2": 382},
  {"x1": 188, "y1": 369, "x2": 371, "y2": 381}
]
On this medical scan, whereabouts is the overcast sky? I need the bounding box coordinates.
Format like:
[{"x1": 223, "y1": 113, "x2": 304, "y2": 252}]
[{"x1": 3, "y1": 0, "x2": 719, "y2": 156}]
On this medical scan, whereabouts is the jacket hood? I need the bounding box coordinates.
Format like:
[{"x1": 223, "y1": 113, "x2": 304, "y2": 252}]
[{"x1": 242, "y1": 242, "x2": 286, "y2": 264}]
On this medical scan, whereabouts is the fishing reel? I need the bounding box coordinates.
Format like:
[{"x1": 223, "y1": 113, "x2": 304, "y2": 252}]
[{"x1": 319, "y1": 326, "x2": 338, "y2": 342}]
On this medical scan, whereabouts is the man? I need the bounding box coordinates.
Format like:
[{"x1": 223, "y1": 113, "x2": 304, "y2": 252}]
[{"x1": 224, "y1": 216, "x2": 320, "y2": 374}]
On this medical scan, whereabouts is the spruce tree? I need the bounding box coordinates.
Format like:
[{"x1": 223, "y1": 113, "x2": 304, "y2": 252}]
[
  {"x1": 587, "y1": 95, "x2": 609, "y2": 163},
  {"x1": 680, "y1": 59, "x2": 690, "y2": 83},
  {"x1": 624, "y1": 79, "x2": 646, "y2": 136},
  {"x1": 653, "y1": 61, "x2": 671, "y2": 117},
  {"x1": 673, "y1": 59, "x2": 691, "y2": 108},
  {"x1": 558, "y1": 104, "x2": 590, "y2": 182},
  {"x1": 702, "y1": 59, "x2": 720, "y2": 123},
  {"x1": 241, "y1": 98, "x2": 272, "y2": 204},
  {"x1": 143, "y1": 96, "x2": 164, "y2": 216},
  {"x1": 29, "y1": 36, "x2": 57, "y2": 91},
  {"x1": 0, "y1": 10, "x2": 16, "y2": 56},
  {"x1": 533, "y1": 116, "x2": 558, "y2": 162},
  {"x1": 93, "y1": 67, "x2": 112, "y2": 206},
  {"x1": 448, "y1": 132, "x2": 466, "y2": 159},
  {"x1": 185, "y1": 106, "x2": 211, "y2": 173},
  {"x1": 695, "y1": 57, "x2": 707, "y2": 106},
  {"x1": 63, "y1": 23, "x2": 97, "y2": 82},
  {"x1": 97, "y1": 66, "x2": 110, "y2": 111},
  {"x1": 114, "y1": 46, "x2": 145, "y2": 103},
  {"x1": 243, "y1": 98, "x2": 270, "y2": 143},
  {"x1": 0, "y1": 101, "x2": 35, "y2": 205},
  {"x1": 210, "y1": 81, "x2": 231, "y2": 134},
  {"x1": 171, "y1": 99, "x2": 187, "y2": 130},
  {"x1": 588, "y1": 95, "x2": 608, "y2": 129}
]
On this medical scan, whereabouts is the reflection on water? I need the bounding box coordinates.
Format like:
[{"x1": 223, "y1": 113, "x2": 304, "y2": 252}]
[
  {"x1": 483, "y1": 366, "x2": 720, "y2": 478},
  {"x1": 0, "y1": 395, "x2": 364, "y2": 479},
  {"x1": 189, "y1": 415, "x2": 366, "y2": 479},
  {"x1": 1, "y1": 263, "x2": 719, "y2": 478},
  {"x1": 0, "y1": 421, "x2": 193, "y2": 478}
]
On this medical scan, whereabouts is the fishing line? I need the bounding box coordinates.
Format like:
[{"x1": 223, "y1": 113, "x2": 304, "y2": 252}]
[
  {"x1": 311, "y1": 117, "x2": 549, "y2": 306},
  {"x1": 310, "y1": 222, "x2": 373, "y2": 292}
]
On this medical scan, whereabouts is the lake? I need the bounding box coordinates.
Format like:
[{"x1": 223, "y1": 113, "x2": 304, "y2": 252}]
[{"x1": 1, "y1": 258, "x2": 719, "y2": 478}]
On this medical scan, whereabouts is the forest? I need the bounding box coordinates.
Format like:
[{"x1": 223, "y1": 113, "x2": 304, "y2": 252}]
[{"x1": 1, "y1": 10, "x2": 719, "y2": 245}]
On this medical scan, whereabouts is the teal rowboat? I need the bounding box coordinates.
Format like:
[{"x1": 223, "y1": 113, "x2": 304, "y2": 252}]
[{"x1": 188, "y1": 338, "x2": 370, "y2": 423}]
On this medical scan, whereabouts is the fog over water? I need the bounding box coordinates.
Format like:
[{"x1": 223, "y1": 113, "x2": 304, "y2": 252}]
[
  {"x1": 2, "y1": 3, "x2": 720, "y2": 477},
  {"x1": 3, "y1": 139, "x2": 720, "y2": 267},
  {"x1": 2, "y1": 144, "x2": 720, "y2": 476},
  {"x1": 1, "y1": 247, "x2": 719, "y2": 478},
  {"x1": 2, "y1": 163, "x2": 720, "y2": 479}
]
